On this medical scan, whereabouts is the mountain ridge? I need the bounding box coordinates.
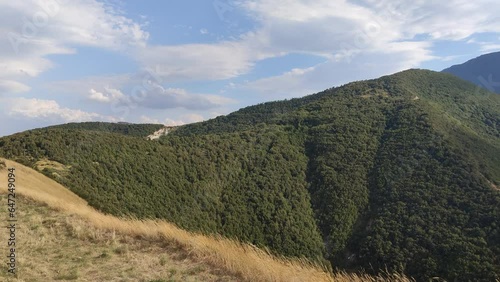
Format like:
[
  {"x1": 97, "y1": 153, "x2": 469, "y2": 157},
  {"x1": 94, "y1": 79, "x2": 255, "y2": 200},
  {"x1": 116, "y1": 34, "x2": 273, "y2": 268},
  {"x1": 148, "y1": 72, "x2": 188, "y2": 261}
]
[
  {"x1": 442, "y1": 51, "x2": 500, "y2": 94},
  {"x1": 1, "y1": 69, "x2": 499, "y2": 281}
]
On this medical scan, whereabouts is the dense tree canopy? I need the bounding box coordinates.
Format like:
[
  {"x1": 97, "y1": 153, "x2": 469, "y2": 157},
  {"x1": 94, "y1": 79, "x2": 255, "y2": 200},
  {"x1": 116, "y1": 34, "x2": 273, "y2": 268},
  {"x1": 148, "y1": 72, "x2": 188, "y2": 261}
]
[{"x1": 1, "y1": 69, "x2": 499, "y2": 281}]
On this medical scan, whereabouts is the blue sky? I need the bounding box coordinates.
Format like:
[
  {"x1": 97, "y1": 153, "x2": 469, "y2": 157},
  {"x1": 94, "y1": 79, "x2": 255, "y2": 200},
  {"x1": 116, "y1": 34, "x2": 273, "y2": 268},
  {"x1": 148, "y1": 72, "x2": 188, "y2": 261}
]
[{"x1": 1, "y1": 0, "x2": 500, "y2": 136}]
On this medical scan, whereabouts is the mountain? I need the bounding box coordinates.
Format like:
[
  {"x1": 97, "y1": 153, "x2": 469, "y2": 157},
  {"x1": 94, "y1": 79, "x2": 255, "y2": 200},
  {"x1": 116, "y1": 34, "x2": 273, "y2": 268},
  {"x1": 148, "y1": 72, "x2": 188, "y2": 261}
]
[
  {"x1": 1, "y1": 69, "x2": 499, "y2": 281},
  {"x1": 0, "y1": 159, "x2": 295, "y2": 281},
  {"x1": 442, "y1": 51, "x2": 500, "y2": 93},
  {"x1": 0, "y1": 158, "x2": 411, "y2": 282},
  {"x1": 0, "y1": 159, "x2": 241, "y2": 282}
]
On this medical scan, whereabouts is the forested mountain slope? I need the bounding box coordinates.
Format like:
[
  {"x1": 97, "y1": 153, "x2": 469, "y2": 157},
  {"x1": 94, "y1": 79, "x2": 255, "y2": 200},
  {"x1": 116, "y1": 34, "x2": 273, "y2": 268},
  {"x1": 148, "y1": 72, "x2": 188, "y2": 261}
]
[
  {"x1": 443, "y1": 51, "x2": 500, "y2": 94},
  {"x1": 47, "y1": 122, "x2": 165, "y2": 137},
  {"x1": 0, "y1": 69, "x2": 498, "y2": 281}
]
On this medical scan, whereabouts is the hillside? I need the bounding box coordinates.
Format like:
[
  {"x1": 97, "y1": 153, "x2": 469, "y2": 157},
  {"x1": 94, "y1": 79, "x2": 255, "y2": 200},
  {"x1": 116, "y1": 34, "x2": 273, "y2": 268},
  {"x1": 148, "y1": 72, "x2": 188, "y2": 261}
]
[
  {"x1": 0, "y1": 195, "x2": 238, "y2": 282},
  {"x1": 442, "y1": 51, "x2": 500, "y2": 94},
  {"x1": 0, "y1": 159, "x2": 237, "y2": 281},
  {"x1": 0, "y1": 69, "x2": 499, "y2": 281},
  {"x1": 47, "y1": 122, "x2": 165, "y2": 137},
  {"x1": 0, "y1": 159, "x2": 414, "y2": 282}
]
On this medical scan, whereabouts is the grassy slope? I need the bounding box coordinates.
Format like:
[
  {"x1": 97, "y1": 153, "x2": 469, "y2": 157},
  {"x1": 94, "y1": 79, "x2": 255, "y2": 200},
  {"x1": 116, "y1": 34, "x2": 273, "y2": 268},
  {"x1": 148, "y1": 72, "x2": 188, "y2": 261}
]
[
  {"x1": 0, "y1": 159, "x2": 238, "y2": 282},
  {"x1": 0, "y1": 158, "x2": 413, "y2": 282},
  {"x1": 0, "y1": 196, "x2": 237, "y2": 282}
]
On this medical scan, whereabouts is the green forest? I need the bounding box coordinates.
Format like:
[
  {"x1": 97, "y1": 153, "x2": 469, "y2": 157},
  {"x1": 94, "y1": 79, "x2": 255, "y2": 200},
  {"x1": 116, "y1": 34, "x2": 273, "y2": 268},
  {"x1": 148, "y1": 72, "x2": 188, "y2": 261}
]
[{"x1": 0, "y1": 69, "x2": 499, "y2": 281}]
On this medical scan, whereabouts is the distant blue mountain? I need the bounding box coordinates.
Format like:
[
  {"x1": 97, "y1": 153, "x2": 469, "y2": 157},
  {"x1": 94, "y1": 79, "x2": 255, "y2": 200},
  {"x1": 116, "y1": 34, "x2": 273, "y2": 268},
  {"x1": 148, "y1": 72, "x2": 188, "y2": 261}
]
[{"x1": 442, "y1": 51, "x2": 500, "y2": 94}]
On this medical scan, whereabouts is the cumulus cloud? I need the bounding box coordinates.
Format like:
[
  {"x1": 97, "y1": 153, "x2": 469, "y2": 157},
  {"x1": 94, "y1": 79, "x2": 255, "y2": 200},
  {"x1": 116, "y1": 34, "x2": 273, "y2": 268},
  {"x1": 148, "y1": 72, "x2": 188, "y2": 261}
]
[
  {"x1": 8, "y1": 98, "x2": 110, "y2": 122},
  {"x1": 88, "y1": 87, "x2": 125, "y2": 103},
  {"x1": 88, "y1": 89, "x2": 110, "y2": 103},
  {"x1": 0, "y1": 0, "x2": 148, "y2": 94}
]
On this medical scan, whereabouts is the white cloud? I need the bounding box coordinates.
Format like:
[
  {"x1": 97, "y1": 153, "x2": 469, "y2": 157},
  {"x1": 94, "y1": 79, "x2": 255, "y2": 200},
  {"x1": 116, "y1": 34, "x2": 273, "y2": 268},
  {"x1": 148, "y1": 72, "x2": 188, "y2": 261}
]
[
  {"x1": 163, "y1": 119, "x2": 185, "y2": 126},
  {"x1": 140, "y1": 114, "x2": 205, "y2": 126},
  {"x1": 2, "y1": 0, "x2": 149, "y2": 52},
  {"x1": 83, "y1": 80, "x2": 234, "y2": 111},
  {"x1": 243, "y1": 44, "x2": 434, "y2": 98},
  {"x1": 133, "y1": 0, "x2": 500, "y2": 87},
  {"x1": 0, "y1": 0, "x2": 149, "y2": 94},
  {"x1": 4, "y1": 0, "x2": 500, "y2": 131},
  {"x1": 243, "y1": 66, "x2": 318, "y2": 97},
  {"x1": 135, "y1": 42, "x2": 257, "y2": 81},
  {"x1": 0, "y1": 80, "x2": 31, "y2": 93},
  {"x1": 218, "y1": 0, "x2": 500, "y2": 98},
  {"x1": 182, "y1": 113, "x2": 205, "y2": 123},
  {"x1": 480, "y1": 44, "x2": 500, "y2": 52},
  {"x1": 0, "y1": 56, "x2": 57, "y2": 80},
  {"x1": 438, "y1": 55, "x2": 467, "y2": 62},
  {"x1": 464, "y1": 37, "x2": 500, "y2": 53},
  {"x1": 241, "y1": 0, "x2": 500, "y2": 42},
  {"x1": 88, "y1": 87, "x2": 125, "y2": 103},
  {"x1": 139, "y1": 115, "x2": 161, "y2": 124},
  {"x1": 46, "y1": 74, "x2": 132, "y2": 95},
  {"x1": 242, "y1": 0, "x2": 374, "y2": 22},
  {"x1": 8, "y1": 98, "x2": 110, "y2": 122},
  {"x1": 164, "y1": 114, "x2": 205, "y2": 126},
  {"x1": 128, "y1": 85, "x2": 234, "y2": 110},
  {"x1": 88, "y1": 89, "x2": 110, "y2": 103}
]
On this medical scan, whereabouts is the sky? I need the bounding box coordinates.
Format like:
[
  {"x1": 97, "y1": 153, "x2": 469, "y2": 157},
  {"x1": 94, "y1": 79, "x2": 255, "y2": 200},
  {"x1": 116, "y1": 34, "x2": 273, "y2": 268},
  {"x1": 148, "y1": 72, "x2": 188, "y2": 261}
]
[{"x1": 1, "y1": 0, "x2": 500, "y2": 137}]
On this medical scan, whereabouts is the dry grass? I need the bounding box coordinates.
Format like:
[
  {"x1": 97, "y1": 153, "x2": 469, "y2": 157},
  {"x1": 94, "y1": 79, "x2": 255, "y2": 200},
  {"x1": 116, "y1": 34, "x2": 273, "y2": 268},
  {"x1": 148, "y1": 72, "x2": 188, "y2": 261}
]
[
  {"x1": 0, "y1": 158, "x2": 413, "y2": 282},
  {"x1": 487, "y1": 180, "x2": 499, "y2": 191},
  {"x1": 0, "y1": 195, "x2": 236, "y2": 282},
  {"x1": 34, "y1": 159, "x2": 71, "y2": 178}
]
